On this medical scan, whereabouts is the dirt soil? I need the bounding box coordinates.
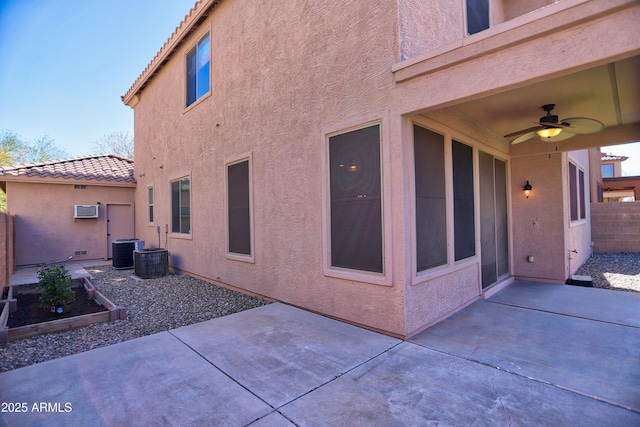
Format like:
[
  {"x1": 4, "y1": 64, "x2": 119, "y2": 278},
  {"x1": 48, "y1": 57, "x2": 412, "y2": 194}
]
[{"x1": 7, "y1": 286, "x2": 108, "y2": 328}]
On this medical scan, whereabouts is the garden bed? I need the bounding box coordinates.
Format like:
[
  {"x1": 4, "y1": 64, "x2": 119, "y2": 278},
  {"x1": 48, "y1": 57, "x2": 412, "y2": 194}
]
[{"x1": 0, "y1": 278, "x2": 126, "y2": 345}]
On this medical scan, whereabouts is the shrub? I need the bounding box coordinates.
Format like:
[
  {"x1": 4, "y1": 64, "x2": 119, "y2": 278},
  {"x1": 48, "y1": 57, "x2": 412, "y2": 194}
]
[{"x1": 38, "y1": 264, "x2": 75, "y2": 310}]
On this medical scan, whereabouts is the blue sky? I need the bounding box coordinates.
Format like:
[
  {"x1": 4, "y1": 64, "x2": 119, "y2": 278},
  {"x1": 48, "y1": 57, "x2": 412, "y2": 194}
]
[
  {"x1": 1, "y1": 0, "x2": 639, "y2": 175},
  {"x1": 0, "y1": 0, "x2": 195, "y2": 157}
]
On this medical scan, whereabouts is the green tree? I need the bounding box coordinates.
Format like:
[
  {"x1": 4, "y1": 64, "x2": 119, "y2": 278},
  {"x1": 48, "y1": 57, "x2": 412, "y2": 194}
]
[
  {"x1": 0, "y1": 130, "x2": 69, "y2": 211},
  {"x1": 93, "y1": 131, "x2": 134, "y2": 159},
  {"x1": 0, "y1": 130, "x2": 28, "y2": 165}
]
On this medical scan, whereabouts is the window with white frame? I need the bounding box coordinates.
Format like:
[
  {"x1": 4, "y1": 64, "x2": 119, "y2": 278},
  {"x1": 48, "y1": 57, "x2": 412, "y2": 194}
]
[
  {"x1": 171, "y1": 177, "x2": 191, "y2": 234},
  {"x1": 466, "y1": 0, "x2": 490, "y2": 35},
  {"x1": 569, "y1": 161, "x2": 587, "y2": 221},
  {"x1": 148, "y1": 186, "x2": 154, "y2": 223},
  {"x1": 602, "y1": 163, "x2": 614, "y2": 178},
  {"x1": 186, "y1": 33, "x2": 210, "y2": 107},
  {"x1": 227, "y1": 157, "x2": 253, "y2": 258},
  {"x1": 414, "y1": 125, "x2": 447, "y2": 271},
  {"x1": 328, "y1": 124, "x2": 383, "y2": 274},
  {"x1": 413, "y1": 125, "x2": 477, "y2": 274}
]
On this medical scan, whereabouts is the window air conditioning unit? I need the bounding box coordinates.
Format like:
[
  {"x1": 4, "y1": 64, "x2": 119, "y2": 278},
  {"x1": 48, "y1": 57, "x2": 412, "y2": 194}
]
[{"x1": 74, "y1": 204, "x2": 99, "y2": 218}]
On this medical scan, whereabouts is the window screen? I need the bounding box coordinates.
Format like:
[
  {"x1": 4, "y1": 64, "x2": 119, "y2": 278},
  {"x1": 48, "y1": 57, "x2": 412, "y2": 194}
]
[
  {"x1": 329, "y1": 124, "x2": 383, "y2": 273},
  {"x1": 228, "y1": 160, "x2": 251, "y2": 255},
  {"x1": 452, "y1": 140, "x2": 475, "y2": 261},
  {"x1": 569, "y1": 162, "x2": 578, "y2": 221},
  {"x1": 414, "y1": 125, "x2": 446, "y2": 272}
]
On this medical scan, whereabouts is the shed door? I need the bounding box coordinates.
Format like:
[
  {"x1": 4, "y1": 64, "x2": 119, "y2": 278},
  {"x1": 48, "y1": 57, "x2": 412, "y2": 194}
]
[{"x1": 107, "y1": 204, "x2": 134, "y2": 258}]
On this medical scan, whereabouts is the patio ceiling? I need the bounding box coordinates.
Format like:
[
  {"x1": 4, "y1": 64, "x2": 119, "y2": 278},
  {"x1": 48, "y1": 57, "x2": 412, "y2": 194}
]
[{"x1": 450, "y1": 55, "x2": 640, "y2": 153}]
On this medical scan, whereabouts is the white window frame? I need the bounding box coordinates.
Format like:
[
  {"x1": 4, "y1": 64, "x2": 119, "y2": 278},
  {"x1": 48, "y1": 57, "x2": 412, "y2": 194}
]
[
  {"x1": 225, "y1": 152, "x2": 255, "y2": 264},
  {"x1": 184, "y1": 28, "x2": 212, "y2": 111},
  {"x1": 147, "y1": 186, "x2": 154, "y2": 224},
  {"x1": 321, "y1": 110, "x2": 392, "y2": 287},
  {"x1": 169, "y1": 174, "x2": 192, "y2": 238}
]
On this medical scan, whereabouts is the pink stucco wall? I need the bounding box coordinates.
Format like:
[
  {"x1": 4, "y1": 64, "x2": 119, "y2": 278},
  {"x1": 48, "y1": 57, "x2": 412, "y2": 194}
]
[
  {"x1": 6, "y1": 181, "x2": 135, "y2": 266},
  {"x1": 128, "y1": 0, "x2": 639, "y2": 336}
]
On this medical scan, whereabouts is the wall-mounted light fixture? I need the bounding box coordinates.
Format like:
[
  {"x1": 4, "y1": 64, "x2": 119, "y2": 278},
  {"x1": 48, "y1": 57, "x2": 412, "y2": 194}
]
[{"x1": 523, "y1": 181, "x2": 532, "y2": 198}]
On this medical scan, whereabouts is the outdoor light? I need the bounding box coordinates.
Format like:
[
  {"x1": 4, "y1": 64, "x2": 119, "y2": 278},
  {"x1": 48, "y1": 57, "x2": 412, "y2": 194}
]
[
  {"x1": 536, "y1": 127, "x2": 562, "y2": 139},
  {"x1": 523, "y1": 181, "x2": 532, "y2": 198}
]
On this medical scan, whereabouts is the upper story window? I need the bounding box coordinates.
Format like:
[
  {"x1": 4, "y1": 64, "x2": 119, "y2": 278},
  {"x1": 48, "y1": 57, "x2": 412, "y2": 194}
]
[
  {"x1": 466, "y1": 0, "x2": 490, "y2": 35},
  {"x1": 602, "y1": 163, "x2": 614, "y2": 178},
  {"x1": 186, "y1": 33, "x2": 210, "y2": 107}
]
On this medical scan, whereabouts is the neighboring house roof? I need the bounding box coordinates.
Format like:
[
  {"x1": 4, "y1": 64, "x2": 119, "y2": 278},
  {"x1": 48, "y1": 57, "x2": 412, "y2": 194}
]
[
  {"x1": 0, "y1": 154, "x2": 135, "y2": 184},
  {"x1": 601, "y1": 153, "x2": 629, "y2": 162},
  {"x1": 122, "y1": 0, "x2": 221, "y2": 106}
]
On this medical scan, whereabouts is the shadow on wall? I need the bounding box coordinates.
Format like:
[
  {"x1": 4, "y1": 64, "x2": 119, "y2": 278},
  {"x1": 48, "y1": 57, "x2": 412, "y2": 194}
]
[{"x1": 169, "y1": 252, "x2": 182, "y2": 271}]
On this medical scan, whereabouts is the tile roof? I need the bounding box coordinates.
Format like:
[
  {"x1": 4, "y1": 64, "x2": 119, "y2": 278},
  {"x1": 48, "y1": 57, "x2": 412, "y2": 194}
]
[
  {"x1": 0, "y1": 154, "x2": 135, "y2": 183},
  {"x1": 601, "y1": 153, "x2": 629, "y2": 162}
]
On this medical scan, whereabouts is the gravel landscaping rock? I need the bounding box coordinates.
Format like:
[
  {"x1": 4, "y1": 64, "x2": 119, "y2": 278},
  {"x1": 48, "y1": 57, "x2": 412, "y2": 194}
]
[
  {"x1": 0, "y1": 266, "x2": 269, "y2": 372},
  {"x1": 574, "y1": 252, "x2": 640, "y2": 293}
]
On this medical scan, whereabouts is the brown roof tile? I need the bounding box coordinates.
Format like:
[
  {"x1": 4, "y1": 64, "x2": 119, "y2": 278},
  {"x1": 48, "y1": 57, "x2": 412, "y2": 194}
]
[
  {"x1": 601, "y1": 153, "x2": 629, "y2": 162},
  {"x1": 0, "y1": 154, "x2": 135, "y2": 183}
]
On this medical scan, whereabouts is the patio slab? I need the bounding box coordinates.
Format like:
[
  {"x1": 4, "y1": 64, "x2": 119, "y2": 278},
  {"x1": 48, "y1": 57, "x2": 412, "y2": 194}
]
[
  {"x1": 171, "y1": 302, "x2": 402, "y2": 408},
  {"x1": 409, "y1": 298, "x2": 640, "y2": 413},
  {"x1": 280, "y1": 342, "x2": 639, "y2": 426},
  {"x1": 1, "y1": 283, "x2": 639, "y2": 426},
  {"x1": 9, "y1": 263, "x2": 93, "y2": 286},
  {"x1": 0, "y1": 331, "x2": 273, "y2": 427},
  {"x1": 488, "y1": 280, "x2": 640, "y2": 327}
]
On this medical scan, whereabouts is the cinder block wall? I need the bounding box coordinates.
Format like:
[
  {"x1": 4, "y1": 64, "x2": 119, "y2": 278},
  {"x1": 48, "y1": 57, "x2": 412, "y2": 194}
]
[{"x1": 591, "y1": 202, "x2": 640, "y2": 253}]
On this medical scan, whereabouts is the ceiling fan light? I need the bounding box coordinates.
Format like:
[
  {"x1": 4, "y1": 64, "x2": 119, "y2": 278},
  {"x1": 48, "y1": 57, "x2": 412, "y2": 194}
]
[{"x1": 537, "y1": 127, "x2": 562, "y2": 138}]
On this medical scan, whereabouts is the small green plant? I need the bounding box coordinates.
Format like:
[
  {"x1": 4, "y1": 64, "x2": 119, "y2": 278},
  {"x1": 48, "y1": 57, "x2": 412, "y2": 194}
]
[{"x1": 38, "y1": 264, "x2": 75, "y2": 311}]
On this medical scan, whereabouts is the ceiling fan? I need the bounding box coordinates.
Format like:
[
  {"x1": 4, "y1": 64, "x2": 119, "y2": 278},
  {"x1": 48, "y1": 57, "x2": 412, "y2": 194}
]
[{"x1": 505, "y1": 104, "x2": 605, "y2": 145}]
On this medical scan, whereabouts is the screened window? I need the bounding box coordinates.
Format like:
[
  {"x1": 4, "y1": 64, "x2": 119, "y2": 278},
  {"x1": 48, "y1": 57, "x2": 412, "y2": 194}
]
[
  {"x1": 186, "y1": 33, "x2": 210, "y2": 107},
  {"x1": 414, "y1": 125, "x2": 446, "y2": 272},
  {"x1": 148, "y1": 186, "x2": 154, "y2": 223},
  {"x1": 569, "y1": 162, "x2": 587, "y2": 221},
  {"x1": 452, "y1": 140, "x2": 475, "y2": 261},
  {"x1": 171, "y1": 177, "x2": 191, "y2": 234},
  {"x1": 329, "y1": 124, "x2": 383, "y2": 274},
  {"x1": 579, "y1": 169, "x2": 586, "y2": 220},
  {"x1": 227, "y1": 159, "x2": 251, "y2": 256},
  {"x1": 466, "y1": 0, "x2": 490, "y2": 35}
]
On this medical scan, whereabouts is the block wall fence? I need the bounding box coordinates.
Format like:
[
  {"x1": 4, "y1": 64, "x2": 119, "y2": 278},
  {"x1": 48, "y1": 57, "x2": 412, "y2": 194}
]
[{"x1": 591, "y1": 202, "x2": 640, "y2": 253}]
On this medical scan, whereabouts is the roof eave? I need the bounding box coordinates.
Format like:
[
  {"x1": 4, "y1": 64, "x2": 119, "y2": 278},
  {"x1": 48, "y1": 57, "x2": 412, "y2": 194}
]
[{"x1": 122, "y1": 0, "x2": 221, "y2": 107}]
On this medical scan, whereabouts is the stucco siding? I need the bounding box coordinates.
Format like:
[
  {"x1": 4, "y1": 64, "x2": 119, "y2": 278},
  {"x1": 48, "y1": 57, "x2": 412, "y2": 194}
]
[
  {"x1": 133, "y1": 0, "x2": 406, "y2": 335},
  {"x1": 7, "y1": 182, "x2": 134, "y2": 266},
  {"x1": 511, "y1": 153, "x2": 567, "y2": 282}
]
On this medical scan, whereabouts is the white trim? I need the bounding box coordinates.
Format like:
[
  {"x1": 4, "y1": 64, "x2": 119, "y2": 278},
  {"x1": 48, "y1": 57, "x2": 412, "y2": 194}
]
[
  {"x1": 147, "y1": 185, "x2": 154, "y2": 225},
  {"x1": 224, "y1": 152, "x2": 255, "y2": 264},
  {"x1": 168, "y1": 172, "x2": 193, "y2": 239},
  {"x1": 183, "y1": 26, "x2": 212, "y2": 112},
  {"x1": 321, "y1": 110, "x2": 393, "y2": 287}
]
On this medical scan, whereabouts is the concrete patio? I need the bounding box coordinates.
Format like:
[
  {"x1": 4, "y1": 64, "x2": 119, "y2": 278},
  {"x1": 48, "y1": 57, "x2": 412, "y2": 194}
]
[{"x1": 0, "y1": 280, "x2": 638, "y2": 426}]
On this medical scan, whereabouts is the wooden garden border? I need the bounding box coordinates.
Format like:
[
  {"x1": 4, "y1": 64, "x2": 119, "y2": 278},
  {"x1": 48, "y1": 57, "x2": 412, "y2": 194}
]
[{"x1": 0, "y1": 277, "x2": 126, "y2": 345}]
